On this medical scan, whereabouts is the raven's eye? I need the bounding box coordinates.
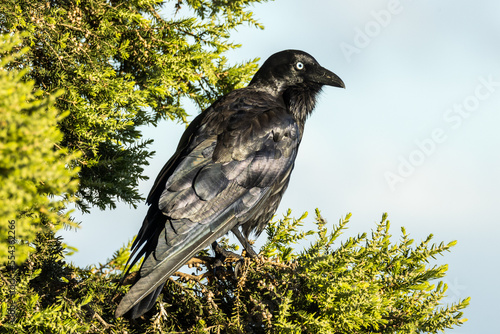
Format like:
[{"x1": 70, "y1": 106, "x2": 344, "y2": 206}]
[{"x1": 295, "y1": 62, "x2": 304, "y2": 70}]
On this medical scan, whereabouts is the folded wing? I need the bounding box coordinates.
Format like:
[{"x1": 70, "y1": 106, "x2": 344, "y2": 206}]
[{"x1": 116, "y1": 91, "x2": 300, "y2": 318}]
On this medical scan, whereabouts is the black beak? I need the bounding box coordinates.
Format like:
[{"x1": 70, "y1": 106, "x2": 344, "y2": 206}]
[{"x1": 308, "y1": 65, "x2": 345, "y2": 89}]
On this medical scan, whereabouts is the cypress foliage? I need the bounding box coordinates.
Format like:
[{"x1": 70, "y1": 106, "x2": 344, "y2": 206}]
[
  {"x1": 0, "y1": 33, "x2": 80, "y2": 264},
  {"x1": 0, "y1": 212, "x2": 469, "y2": 333},
  {"x1": 0, "y1": 0, "x2": 265, "y2": 211}
]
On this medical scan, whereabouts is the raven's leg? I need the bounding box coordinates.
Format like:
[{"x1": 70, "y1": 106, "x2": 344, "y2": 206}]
[
  {"x1": 211, "y1": 241, "x2": 242, "y2": 279},
  {"x1": 231, "y1": 226, "x2": 258, "y2": 258},
  {"x1": 211, "y1": 241, "x2": 242, "y2": 263},
  {"x1": 230, "y1": 226, "x2": 259, "y2": 277},
  {"x1": 211, "y1": 227, "x2": 258, "y2": 278}
]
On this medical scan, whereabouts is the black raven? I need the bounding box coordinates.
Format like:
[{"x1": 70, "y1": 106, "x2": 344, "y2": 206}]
[{"x1": 115, "y1": 50, "x2": 344, "y2": 319}]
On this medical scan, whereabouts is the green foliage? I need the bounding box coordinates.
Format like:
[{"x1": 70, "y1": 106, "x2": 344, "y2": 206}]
[
  {"x1": 0, "y1": 33, "x2": 80, "y2": 264},
  {"x1": 1, "y1": 232, "x2": 126, "y2": 333},
  {"x1": 272, "y1": 211, "x2": 469, "y2": 333},
  {"x1": 261, "y1": 209, "x2": 314, "y2": 262},
  {"x1": 0, "y1": 0, "x2": 266, "y2": 211},
  {"x1": 0, "y1": 213, "x2": 469, "y2": 333}
]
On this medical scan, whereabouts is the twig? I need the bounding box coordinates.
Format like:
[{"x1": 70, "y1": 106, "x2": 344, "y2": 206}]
[
  {"x1": 185, "y1": 256, "x2": 211, "y2": 266},
  {"x1": 0, "y1": 271, "x2": 10, "y2": 285},
  {"x1": 84, "y1": 304, "x2": 112, "y2": 329},
  {"x1": 172, "y1": 271, "x2": 207, "y2": 282},
  {"x1": 185, "y1": 255, "x2": 241, "y2": 267}
]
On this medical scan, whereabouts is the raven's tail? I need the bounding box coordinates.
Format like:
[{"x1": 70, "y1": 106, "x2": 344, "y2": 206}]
[{"x1": 115, "y1": 200, "x2": 239, "y2": 319}]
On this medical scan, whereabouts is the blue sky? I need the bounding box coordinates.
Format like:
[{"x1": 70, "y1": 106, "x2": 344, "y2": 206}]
[{"x1": 60, "y1": 1, "x2": 500, "y2": 332}]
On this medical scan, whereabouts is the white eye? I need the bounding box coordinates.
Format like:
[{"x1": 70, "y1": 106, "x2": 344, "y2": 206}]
[{"x1": 296, "y1": 62, "x2": 304, "y2": 70}]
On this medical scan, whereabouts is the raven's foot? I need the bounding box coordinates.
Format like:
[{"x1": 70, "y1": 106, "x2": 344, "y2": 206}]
[
  {"x1": 211, "y1": 241, "x2": 242, "y2": 279},
  {"x1": 233, "y1": 243, "x2": 259, "y2": 277}
]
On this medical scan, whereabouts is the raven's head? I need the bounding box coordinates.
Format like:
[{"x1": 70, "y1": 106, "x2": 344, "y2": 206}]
[
  {"x1": 250, "y1": 50, "x2": 344, "y2": 124},
  {"x1": 250, "y1": 50, "x2": 345, "y2": 92}
]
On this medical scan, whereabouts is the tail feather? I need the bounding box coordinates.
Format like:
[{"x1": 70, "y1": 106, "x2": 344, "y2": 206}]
[
  {"x1": 116, "y1": 200, "x2": 240, "y2": 319},
  {"x1": 115, "y1": 223, "x2": 218, "y2": 318}
]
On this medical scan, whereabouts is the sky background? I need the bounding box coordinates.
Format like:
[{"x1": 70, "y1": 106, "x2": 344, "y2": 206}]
[{"x1": 60, "y1": 1, "x2": 500, "y2": 332}]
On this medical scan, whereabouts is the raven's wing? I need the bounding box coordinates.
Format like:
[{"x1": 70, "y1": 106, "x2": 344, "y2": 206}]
[{"x1": 115, "y1": 91, "x2": 300, "y2": 318}]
